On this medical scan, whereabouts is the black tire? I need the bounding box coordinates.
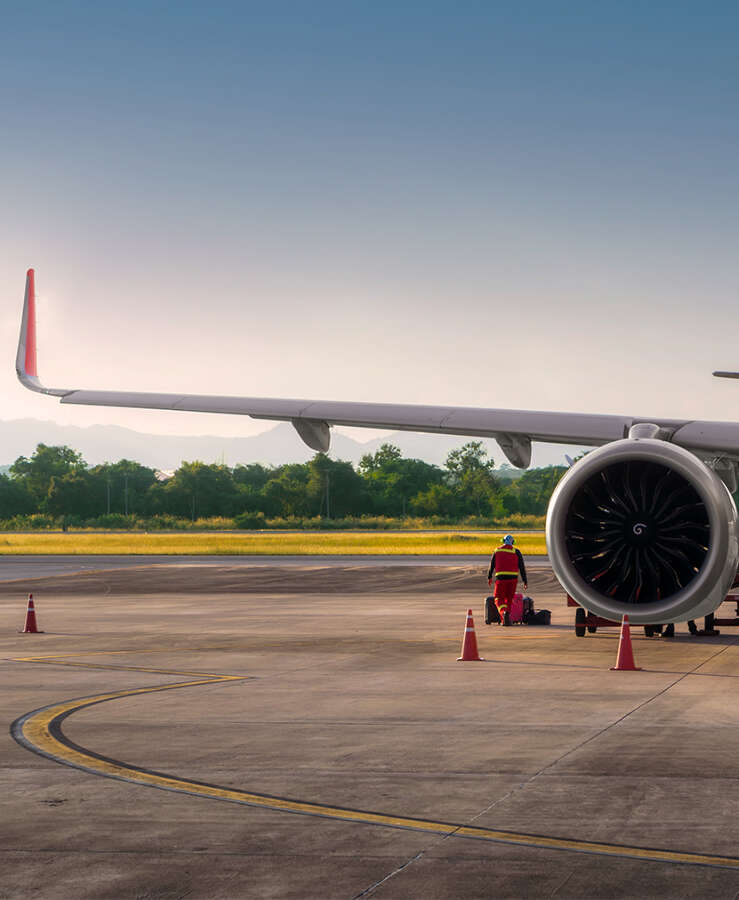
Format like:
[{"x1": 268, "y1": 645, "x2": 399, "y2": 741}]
[
  {"x1": 644, "y1": 625, "x2": 655, "y2": 637},
  {"x1": 575, "y1": 607, "x2": 586, "y2": 637},
  {"x1": 663, "y1": 623, "x2": 675, "y2": 638},
  {"x1": 587, "y1": 624, "x2": 597, "y2": 633},
  {"x1": 652, "y1": 624, "x2": 664, "y2": 635},
  {"x1": 688, "y1": 620, "x2": 698, "y2": 635}
]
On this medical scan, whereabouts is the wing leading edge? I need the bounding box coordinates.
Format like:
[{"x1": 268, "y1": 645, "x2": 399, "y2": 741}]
[{"x1": 17, "y1": 269, "x2": 739, "y2": 465}]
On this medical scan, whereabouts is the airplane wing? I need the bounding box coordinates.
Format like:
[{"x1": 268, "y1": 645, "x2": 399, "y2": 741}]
[{"x1": 16, "y1": 269, "x2": 739, "y2": 466}]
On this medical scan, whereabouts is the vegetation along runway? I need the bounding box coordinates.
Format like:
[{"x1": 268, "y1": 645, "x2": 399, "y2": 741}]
[{"x1": 0, "y1": 531, "x2": 547, "y2": 556}]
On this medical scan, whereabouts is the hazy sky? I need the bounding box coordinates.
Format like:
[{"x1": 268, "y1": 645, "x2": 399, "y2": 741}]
[{"x1": 2, "y1": 3, "x2": 739, "y2": 460}]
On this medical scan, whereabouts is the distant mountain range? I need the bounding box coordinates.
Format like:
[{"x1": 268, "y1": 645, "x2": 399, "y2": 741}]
[{"x1": 0, "y1": 418, "x2": 586, "y2": 471}]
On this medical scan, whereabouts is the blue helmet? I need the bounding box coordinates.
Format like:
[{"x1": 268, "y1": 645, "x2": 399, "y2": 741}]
[{"x1": 503, "y1": 534, "x2": 514, "y2": 546}]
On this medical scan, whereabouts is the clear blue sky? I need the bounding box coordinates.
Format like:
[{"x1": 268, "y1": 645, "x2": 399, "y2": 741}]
[{"x1": 2, "y1": 3, "x2": 739, "y2": 461}]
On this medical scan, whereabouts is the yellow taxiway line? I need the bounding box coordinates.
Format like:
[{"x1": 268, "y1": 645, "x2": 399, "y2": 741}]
[{"x1": 10, "y1": 653, "x2": 739, "y2": 871}]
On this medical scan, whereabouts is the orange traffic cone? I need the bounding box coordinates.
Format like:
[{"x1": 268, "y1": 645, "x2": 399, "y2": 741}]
[
  {"x1": 20, "y1": 594, "x2": 43, "y2": 634},
  {"x1": 457, "y1": 609, "x2": 484, "y2": 661},
  {"x1": 610, "y1": 614, "x2": 641, "y2": 671}
]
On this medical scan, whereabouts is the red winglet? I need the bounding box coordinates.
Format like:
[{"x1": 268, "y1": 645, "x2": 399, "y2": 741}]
[
  {"x1": 17, "y1": 269, "x2": 68, "y2": 397},
  {"x1": 25, "y1": 269, "x2": 37, "y2": 377}
]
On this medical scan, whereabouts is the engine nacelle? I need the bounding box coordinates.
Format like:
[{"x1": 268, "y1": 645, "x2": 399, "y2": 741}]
[{"x1": 546, "y1": 439, "x2": 739, "y2": 624}]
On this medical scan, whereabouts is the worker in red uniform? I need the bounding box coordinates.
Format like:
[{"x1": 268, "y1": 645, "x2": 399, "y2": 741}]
[{"x1": 487, "y1": 534, "x2": 528, "y2": 626}]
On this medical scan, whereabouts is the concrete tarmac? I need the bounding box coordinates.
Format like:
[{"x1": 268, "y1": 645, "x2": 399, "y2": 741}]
[
  {"x1": 2, "y1": 562, "x2": 739, "y2": 898},
  {"x1": 0, "y1": 554, "x2": 551, "y2": 582}
]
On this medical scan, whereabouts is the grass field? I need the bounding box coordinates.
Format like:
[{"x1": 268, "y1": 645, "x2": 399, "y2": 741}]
[{"x1": 0, "y1": 532, "x2": 548, "y2": 556}]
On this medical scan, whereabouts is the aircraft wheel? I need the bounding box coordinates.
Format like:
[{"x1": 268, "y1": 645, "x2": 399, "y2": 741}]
[
  {"x1": 644, "y1": 625, "x2": 655, "y2": 637},
  {"x1": 587, "y1": 624, "x2": 597, "y2": 633},
  {"x1": 575, "y1": 607, "x2": 586, "y2": 637},
  {"x1": 688, "y1": 620, "x2": 698, "y2": 635},
  {"x1": 663, "y1": 623, "x2": 675, "y2": 638}
]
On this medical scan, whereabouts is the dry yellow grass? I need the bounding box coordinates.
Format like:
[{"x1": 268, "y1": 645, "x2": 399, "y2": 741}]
[{"x1": 0, "y1": 532, "x2": 547, "y2": 555}]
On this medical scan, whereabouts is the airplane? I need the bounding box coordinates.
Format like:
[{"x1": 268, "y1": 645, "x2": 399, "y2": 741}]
[{"x1": 16, "y1": 268, "x2": 739, "y2": 625}]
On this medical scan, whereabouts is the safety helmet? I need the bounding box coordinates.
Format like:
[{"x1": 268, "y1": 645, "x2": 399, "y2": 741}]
[{"x1": 503, "y1": 534, "x2": 515, "y2": 546}]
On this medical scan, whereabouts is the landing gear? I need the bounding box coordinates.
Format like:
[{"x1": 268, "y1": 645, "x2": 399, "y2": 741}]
[
  {"x1": 575, "y1": 607, "x2": 586, "y2": 638},
  {"x1": 663, "y1": 623, "x2": 675, "y2": 638},
  {"x1": 688, "y1": 614, "x2": 720, "y2": 636},
  {"x1": 704, "y1": 613, "x2": 719, "y2": 635}
]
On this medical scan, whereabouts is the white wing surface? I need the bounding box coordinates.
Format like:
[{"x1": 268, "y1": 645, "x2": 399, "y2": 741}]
[{"x1": 16, "y1": 270, "x2": 739, "y2": 466}]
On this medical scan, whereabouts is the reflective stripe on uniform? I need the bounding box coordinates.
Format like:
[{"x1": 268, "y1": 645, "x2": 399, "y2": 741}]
[{"x1": 493, "y1": 547, "x2": 519, "y2": 578}]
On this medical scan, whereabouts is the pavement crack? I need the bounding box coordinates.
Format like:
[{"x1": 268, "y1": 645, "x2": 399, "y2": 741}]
[
  {"x1": 548, "y1": 869, "x2": 575, "y2": 897},
  {"x1": 349, "y1": 850, "x2": 426, "y2": 899},
  {"x1": 464, "y1": 636, "x2": 739, "y2": 820},
  {"x1": 534, "y1": 636, "x2": 739, "y2": 779}
]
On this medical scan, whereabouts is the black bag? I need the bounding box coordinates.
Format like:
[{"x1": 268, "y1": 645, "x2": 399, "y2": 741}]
[
  {"x1": 528, "y1": 609, "x2": 551, "y2": 626},
  {"x1": 522, "y1": 596, "x2": 535, "y2": 623},
  {"x1": 485, "y1": 596, "x2": 500, "y2": 625}
]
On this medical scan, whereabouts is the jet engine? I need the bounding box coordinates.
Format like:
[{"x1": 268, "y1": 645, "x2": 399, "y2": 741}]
[{"x1": 546, "y1": 438, "x2": 739, "y2": 624}]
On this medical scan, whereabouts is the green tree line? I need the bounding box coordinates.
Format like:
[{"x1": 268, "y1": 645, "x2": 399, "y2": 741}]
[{"x1": 0, "y1": 442, "x2": 566, "y2": 528}]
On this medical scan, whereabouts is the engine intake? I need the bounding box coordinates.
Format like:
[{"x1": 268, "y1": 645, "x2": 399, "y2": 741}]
[{"x1": 546, "y1": 439, "x2": 738, "y2": 624}]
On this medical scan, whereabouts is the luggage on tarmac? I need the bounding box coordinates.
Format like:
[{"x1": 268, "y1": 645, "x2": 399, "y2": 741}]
[
  {"x1": 522, "y1": 595, "x2": 534, "y2": 623},
  {"x1": 485, "y1": 595, "x2": 500, "y2": 625},
  {"x1": 528, "y1": 609, "x2": 551, "y2": 626},
  {"x1": 485, "y1": 593, "x2": 543, "y2": 626},
  {"x1": 509, "y1": 593, "x2": 525, "y2": 624}
]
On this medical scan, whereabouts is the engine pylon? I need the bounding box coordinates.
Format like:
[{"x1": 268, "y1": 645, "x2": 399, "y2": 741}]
[{"x1": 610, "y1": 615, "x2": 641, "y2": 671}]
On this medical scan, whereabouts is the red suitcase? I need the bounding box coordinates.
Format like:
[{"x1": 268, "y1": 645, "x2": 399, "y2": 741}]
[
  {"x1": 509, "y1": 593, "x2": 525, "y2": 624},
  {"x1": 509, "y1": 594, "x2": 534, "y2": 625}
]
